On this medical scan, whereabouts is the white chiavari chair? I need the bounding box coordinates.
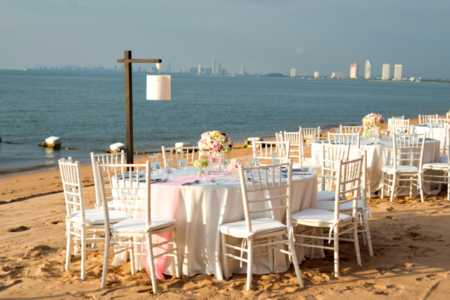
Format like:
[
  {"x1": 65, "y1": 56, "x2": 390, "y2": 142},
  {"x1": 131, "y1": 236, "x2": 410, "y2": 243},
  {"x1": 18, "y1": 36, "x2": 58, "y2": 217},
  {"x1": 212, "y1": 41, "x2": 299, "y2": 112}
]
[
  {"x1": 392, "y1": 119, "x2": 410, "y2": 134},
  {"x1": 295, "y1": 130, "x2": 321, "y2": 171},
  {"x1": 161, "y1": 146, "x2": 200, "y2": 168},
  {"x1": 381, "y1": 133, "x2": 426, "y2": 202},
  {"x1": 220, "y1": 161, "x2": 303, "y2": 291},
  {"x1": 59, "y1": 158, "x2": 131, "y2": 281},
  {"x1": 300, "y1": 126, "x2": 321, "y2": 143},
  {"x1": 97, "y1": 161, "x2": 181, "y2": 292},
  {"x1": 328, "y1": 132, "x2": 360, "y2": 148},
  {"x1": 419, "y1": 114, "x2": 438, "y2": 124},
  {"x1": 91, "y1": 151, "x2": 126, "y2": 209},
  {"x1": 315, "y1": 148, "x2": 373, "y2": 256},
  {"x1": 388, "y1": 116, "x2": 404, "y2": 133},
  {"x1": 340, "y1": 125, "x2": 364, "y2": 136},
  {"x1": 283, "y1": 131, "x2": 301, "y2": 165},
  {"x1": 252, "y1": 141, "x2": 290, "y2": 165},
  {"x1": 423, "y1": 127, "x2": 450, "y2": 200},
  {"x1": 317, "y1": 144, "x2": 350, "y2": 201},
  {"x1": 275, "y1": 131, "x2": 284, "y2": 142},
  {"x1": 292, "y1": 157, "x2": 363, "y2": 278}
]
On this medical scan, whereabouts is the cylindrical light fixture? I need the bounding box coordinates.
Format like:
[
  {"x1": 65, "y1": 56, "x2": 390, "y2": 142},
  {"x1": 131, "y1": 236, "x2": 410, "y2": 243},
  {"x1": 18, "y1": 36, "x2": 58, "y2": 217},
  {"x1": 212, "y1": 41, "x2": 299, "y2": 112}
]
[{"x1": 146, "y1": 75, "x2": 171, "y2": 100}]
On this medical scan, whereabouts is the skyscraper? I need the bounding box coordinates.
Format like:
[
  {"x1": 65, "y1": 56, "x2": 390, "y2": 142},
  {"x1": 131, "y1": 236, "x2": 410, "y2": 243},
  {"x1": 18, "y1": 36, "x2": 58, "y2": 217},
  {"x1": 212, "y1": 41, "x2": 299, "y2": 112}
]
[
  {"x1": 350, "y1": 63, "x2": 359, "y2": 79},
  {"x1": 218, "y1": 63, "x2": 222, "y2": 75},
  {"x1": 240, "y1": 65, "x2": 245, "y2": 76},
  {"x1": 314, "y1": 71, "x2": 319, "y2": 78},
  {"x1": 365, "y1": 60, "x2": 371, "y2": 79},
  {"x1": 212, "y1": 58, "x2": 216, "y2": 75},
  {"x1": 290, "y1": 68, "x2": 296, "y2": 77},
  {"x1": 394, "y1": 64, "x2": 403, "y2": 80},
  {"x1": 382, "y1": 64, "x2": 390, "y2": 80},
  {"x1": 198, "y1": 64, "x2": 201, "y2": 75}
]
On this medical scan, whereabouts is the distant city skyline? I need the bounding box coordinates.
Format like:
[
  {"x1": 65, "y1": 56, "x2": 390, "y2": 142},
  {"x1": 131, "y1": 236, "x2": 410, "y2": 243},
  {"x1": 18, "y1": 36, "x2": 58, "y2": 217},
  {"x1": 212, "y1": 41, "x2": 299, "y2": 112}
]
[{"x1": 1, "y1": 1, "x2": 449, "y2": 79}]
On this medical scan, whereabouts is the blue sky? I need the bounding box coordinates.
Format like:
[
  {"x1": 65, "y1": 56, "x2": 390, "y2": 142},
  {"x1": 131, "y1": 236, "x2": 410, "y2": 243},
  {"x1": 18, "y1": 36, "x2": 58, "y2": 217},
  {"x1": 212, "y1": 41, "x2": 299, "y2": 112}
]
[{"x1": 1, "y1": 0, "x2": 449, "y2": 78}]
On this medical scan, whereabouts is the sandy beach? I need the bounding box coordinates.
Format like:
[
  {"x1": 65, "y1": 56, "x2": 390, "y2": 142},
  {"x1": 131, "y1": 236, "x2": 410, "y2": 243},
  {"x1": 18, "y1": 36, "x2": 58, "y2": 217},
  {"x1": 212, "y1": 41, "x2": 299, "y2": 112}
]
[{"x1": 1, "y1": 118, "x2": 450, "y2": 299}]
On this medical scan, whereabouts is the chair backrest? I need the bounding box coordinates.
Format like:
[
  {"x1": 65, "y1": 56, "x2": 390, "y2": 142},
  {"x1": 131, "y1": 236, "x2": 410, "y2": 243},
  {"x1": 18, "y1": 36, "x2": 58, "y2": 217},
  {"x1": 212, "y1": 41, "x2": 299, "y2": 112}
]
[
  {"x1": 392, "y1": 119, "x2": 410, "y2": 134},
  {"x1": 275, "y1": 131, "x2": 284, "y2": 142},
  {"x1": 162, "y1": 146, "x2": 200, "y2": 168},
  {"x1": 91, "y1": 151, "x2": 126, "y2": 209},
  {"x1": 429, "y1": 118, "x2": 445, "y2": 129},
  {"x1": 340, "y1": 125, "x2": 364, "y2": 136},
  {"x1": 419, "y1": 114, "x2": 438, "y2": 124},
  {"x1": 59, "y1": 158, "x2": 86, "y2": 222},
  {"x1": 321, "y1": 143, "x2": 350, "y2": 191},
  {"x1": 328, "y1": 132, "x2": 360, "y2": 148},
  {"x1": 252, "y1": 141, "x2": 291, "y2": 164},
  {"x1": 284, "y1": 131, "x2": 301, "y2": 162},
  {"x1": 238, "y1": 161, "x2": 294, "y2": 234},
  {"x1": 300, "y1": 126, "x2": 321, "y2": 142},
  {"x1": 388, "y1": 116, "x2": 404, "y2": 133},
  {"x1": 392, "y1": 133, "x2": 426, "y2": 171},
  {"x1": 333, "y1": 158, "x2": 363, "y2": 219},
  {"x1": 97, "y1": 162, "x2": 151, "y2": 229}
]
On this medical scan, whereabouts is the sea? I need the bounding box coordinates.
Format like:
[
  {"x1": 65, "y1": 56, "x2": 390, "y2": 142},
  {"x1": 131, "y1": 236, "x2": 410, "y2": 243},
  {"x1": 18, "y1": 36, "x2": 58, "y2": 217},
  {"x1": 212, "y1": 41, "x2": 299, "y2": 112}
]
[{"x1": 1, "y1": 69, "x2": 449, "y2": 175}]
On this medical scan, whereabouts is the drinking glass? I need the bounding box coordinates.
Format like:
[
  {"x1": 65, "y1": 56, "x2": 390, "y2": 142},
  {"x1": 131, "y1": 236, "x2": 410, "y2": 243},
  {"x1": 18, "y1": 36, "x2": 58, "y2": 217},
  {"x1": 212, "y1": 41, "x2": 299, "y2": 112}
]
[
  {"x1": 244, "y1": 158, "x2": 251, "y2": 175},
  {"x1": 163, "y1": 159, "x2": 174, "y2": 180},
  {"x1": 178, "y1": 152, "x2": 187, "y2": 170},
  {"x1": 153, "y1": 154, "x2": 163, "y2": 176},
  {"x1": 271, "y1": 152, "x2": 280, "y2": 165},
  {"x1": 223, "y1": 157, "x2": 229, "y2": 169},
  {"x1": 251, "y1": 151, "x2": 260, "y2": 167}
]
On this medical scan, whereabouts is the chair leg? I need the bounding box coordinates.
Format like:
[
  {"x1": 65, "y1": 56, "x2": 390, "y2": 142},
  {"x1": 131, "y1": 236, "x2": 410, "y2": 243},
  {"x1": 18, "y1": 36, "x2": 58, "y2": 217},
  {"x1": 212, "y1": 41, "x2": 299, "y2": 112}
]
[
  {"x1": 221, "y1": 233, "x2": 229, "y2": 280},
  {"x1": 363, "y1": 212, "x2": 373, "y2": 257},
  {"x1": 447, "y1": 174, "x2": 450, "y2": 201},
  {"x1": 333, "y1": 226, "x2": 339, "y2": 278},
  {"x1": 418, "y1": 174, "x2": 425, "y2": 203},
  {"x1": 172, "y1": 227, "x2": 181, "y2": 279},
  {"x1": 289, "y1": 232, "x2": 303, "y2": 287},
  {"x1": 353, "y1": 220, "x2": 362, "y2": 266},
  {"x1": 100, "y1": 236, "x2": 110, "y2": 289},
  {"x1": 145, "y1": 233, "x2": 158, "y2": 294},
  {"x1": 65, "y1": 223, "x2": 73, "y2": 271},
  {"x1": 268, "y1": 238, "x2": 274, "y2": 273},
  {"x1": 129, "y1": 239, "x2": 135, "y2": 275},
  {"x1": 380, "y1": 172, "x2": 385, "y2": 199},
  {"x1": 390, "y1": 173, "x2": 397, "y2": 202},
  {"x1": 246, "y1": 237, "x2": 253, "y2": 292},
  {"x1": 81, "y1": 226, "x2": 86, "y2": 281}
]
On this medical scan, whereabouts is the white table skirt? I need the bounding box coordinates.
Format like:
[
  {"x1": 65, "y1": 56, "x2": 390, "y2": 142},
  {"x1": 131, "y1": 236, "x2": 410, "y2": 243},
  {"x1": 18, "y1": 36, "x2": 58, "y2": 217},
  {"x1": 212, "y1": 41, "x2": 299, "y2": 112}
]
[
  {"x1": 112, "y1": 167, "x2": 319, "y2": 280},
  {"x1": 311, "y1": 137, "x2": 441, "y2": 195},
  {"x1": 413, "y1": 125, "x2": 446, "y2": 146}
]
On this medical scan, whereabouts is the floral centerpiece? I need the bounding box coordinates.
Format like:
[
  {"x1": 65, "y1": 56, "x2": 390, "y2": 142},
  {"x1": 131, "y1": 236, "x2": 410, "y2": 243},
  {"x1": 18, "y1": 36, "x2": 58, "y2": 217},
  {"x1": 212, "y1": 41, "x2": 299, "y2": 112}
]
[
  {"x1": 227, "y1": 158, "x2": 245, "y2": 178},
  {"x1": 198, "y1": 131, "x2": 233, "y2": 174},
  {"x1": 362, "y1": 113, "x2": 384, "y2": 141}
]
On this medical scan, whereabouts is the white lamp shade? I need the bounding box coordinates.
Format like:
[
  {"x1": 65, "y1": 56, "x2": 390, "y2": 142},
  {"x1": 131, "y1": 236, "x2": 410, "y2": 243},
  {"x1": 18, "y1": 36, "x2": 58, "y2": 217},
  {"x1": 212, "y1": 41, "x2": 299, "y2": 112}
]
[{"x1": 146, "y1": 75, "x2": 171, "y2": 100}]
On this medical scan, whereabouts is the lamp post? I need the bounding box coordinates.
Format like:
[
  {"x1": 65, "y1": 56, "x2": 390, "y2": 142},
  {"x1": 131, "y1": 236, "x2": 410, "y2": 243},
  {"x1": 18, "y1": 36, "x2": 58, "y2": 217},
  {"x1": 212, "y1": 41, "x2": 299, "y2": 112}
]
[{"x1": 117, "y1": 50, "x2": 170, "y2": 164}]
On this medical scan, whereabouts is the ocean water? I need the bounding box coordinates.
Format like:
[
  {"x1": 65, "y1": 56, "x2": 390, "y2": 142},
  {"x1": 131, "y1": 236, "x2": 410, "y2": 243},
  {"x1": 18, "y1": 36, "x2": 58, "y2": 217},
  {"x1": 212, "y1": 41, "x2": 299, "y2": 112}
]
[{"x1": 1, "y1": 69, "x2": 449, "y2": 174}]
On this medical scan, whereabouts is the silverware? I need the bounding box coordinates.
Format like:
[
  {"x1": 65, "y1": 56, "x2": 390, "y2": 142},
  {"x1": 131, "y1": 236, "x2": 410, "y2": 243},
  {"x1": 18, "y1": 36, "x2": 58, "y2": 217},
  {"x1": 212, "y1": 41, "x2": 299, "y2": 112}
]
[
  {"x1": 182, "y1": 180, "x2": 200, "y2": 186},
  {"x1": 211, "y1": 178, "x2": 219, "y2": 185}
]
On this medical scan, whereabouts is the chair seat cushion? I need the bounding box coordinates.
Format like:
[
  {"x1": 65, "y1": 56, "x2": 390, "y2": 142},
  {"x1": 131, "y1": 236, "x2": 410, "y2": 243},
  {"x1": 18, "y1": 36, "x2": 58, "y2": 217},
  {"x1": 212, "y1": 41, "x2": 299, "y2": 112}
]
[
  {"x1": 220, "y1": 218, "x2": 285, "y2": 237},
  {"x1": 316, "y1": 190, "x2": 336, "y2": 201},
  {"x1": 440, "y1": 155, "x2": 448, "y2": 163},
  {"x1": 315, "y1": 200, "x2": 366, "y2": 211},
  {"x1": 423, "y1": 162, "x2": 449, "y2": 170},
  {"x1": 71, "y1": 209, "x2": 130, "y2": 224},
  {"x1": 382, "y1": 165, "x2": 419, "y2": 173},
  {"x1": 111, "y1": 218, "x2": 176, "y2": 233},
  {"x1": 292, "y1": 209, "x2": 352, "y2": 226},
  {"x1": 293, "y1": 161, "x2": 321, "y2": 170}
]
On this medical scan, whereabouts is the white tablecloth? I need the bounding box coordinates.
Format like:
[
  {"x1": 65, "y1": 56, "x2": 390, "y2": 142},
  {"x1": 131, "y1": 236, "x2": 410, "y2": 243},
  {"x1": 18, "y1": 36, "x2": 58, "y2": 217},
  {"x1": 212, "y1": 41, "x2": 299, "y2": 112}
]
[
  {"x1": 311, "y1": 137, "x2": 440, "y2": 195},
  {"x1": 113, "y1": 167, "x2": 319, "y2": 280},
  {"x1": 413, "y1": 124, "x2": 446, "y2": 147}
]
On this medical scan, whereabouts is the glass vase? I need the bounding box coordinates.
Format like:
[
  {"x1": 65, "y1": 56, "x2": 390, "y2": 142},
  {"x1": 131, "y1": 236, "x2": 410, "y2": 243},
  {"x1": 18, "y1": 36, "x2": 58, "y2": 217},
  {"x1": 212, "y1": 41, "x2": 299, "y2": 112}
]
[
  {"x1": 207, "y1": 152, "x2": 224, "y2": 175},
  {"x1": 365, "y1": 127, "x2": 379, "y2": 143}
]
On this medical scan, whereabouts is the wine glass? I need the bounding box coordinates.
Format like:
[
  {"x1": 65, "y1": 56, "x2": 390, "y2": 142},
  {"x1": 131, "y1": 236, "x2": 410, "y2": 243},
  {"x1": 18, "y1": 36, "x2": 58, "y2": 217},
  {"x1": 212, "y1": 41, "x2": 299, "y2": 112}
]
[
  {"x1": 163, "y1": 159, "x2": 174, "y2": 180},
  {"x1": 251, "y1": 151, "x2": 260, "y2": 167},
  {"x1": 243, "y1": 158, "x2": 251, "y2": 175},
  {"x1": 271, "y1": 152, "x2": 280, "y2": 165},
  {"x1": 223, "y1": 157, "x2": 229, "y2": 169},
  {"x1": 178, "y1": 152, "x2": 187, "y2": 170},
  {"x1": 153, "y1": 154, "x2": 163, "y2": 176}
]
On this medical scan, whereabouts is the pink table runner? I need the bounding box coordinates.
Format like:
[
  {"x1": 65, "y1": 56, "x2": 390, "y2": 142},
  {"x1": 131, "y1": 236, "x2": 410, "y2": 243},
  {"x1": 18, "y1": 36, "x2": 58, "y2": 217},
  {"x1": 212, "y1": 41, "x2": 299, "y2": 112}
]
[{"x1": 143, "y1": 172, "x2": 231, "y2": 280}]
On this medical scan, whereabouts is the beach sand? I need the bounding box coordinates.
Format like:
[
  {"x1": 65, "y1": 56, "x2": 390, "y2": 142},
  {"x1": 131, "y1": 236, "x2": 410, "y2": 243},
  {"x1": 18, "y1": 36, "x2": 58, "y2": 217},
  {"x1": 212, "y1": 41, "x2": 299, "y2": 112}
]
[{"x1": 2, "y1": 118, "x2": 450, "y2": 299}]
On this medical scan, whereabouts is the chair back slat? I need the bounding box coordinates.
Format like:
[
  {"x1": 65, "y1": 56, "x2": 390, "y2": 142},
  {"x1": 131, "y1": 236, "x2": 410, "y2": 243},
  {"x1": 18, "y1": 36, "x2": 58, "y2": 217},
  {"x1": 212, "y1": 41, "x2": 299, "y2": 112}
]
[
  {"x1": 328, "y1": 132, "x2": 360, "y2": 148},
  {"x1": 300, "y1": 126, "x2": 321, "y2": 142},
  {"x1": 334, "y1": 158, "x2": 363, "y2": 220},
  {"x1": 162, "y1": 146, "x2": 200, "y2": 168},
  {"x1": 59, "y1": 158, "x2": 85, "y2": 222},
  {"x1": 392, "y1": 119, "x2": 410, "y2": 134},
  {"x1": 419, "y1": 114, "x2": 438, "y2": 124},
  {"x1": 388, "y1": 116, "x2": 405, "y2": 133},
  {"x1": 283, "y1": 131, "x2": 301, "y2": 163},
  {"x1": 238, "y1": 161, "x2": 294, "y2": 234},
  {"x1": 321, "y1": 143, "x2": 350, "y2": 191}
]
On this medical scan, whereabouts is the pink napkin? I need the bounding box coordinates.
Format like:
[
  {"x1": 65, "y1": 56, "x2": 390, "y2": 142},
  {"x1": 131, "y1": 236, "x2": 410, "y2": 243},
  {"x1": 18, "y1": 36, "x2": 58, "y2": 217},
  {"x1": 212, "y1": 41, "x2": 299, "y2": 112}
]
[{"x1": 142, "y1": 172, "x2": 231, "y2": 280}]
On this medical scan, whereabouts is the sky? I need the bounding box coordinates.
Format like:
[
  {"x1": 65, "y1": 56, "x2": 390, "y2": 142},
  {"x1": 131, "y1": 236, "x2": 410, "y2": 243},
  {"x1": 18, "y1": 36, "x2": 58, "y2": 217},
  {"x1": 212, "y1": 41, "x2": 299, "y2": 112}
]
[{"x1": 1, "y1": 0, "x2": 449, "y2": 78}]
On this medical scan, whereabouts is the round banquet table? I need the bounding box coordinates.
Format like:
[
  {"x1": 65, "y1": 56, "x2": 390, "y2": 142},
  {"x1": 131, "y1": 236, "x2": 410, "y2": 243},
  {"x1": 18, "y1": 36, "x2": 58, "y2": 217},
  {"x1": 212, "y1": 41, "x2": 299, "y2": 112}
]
[
  {"x1": 112, "y1": 167, "x2": 319, "y2": 280},
  {"x1": 311, "y1": 137, "x2": 441, "y2": 196}
]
